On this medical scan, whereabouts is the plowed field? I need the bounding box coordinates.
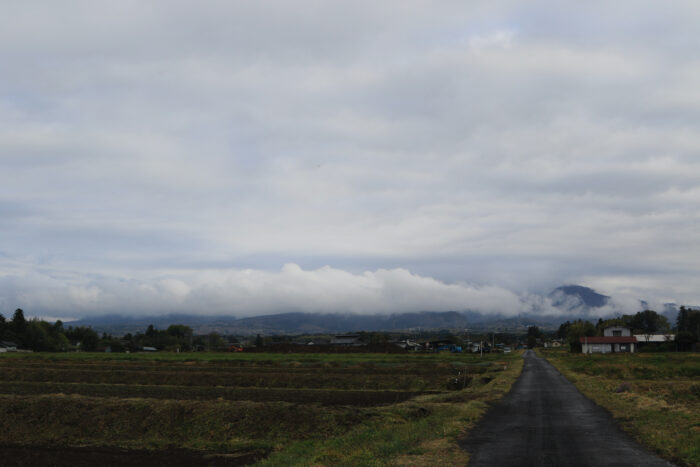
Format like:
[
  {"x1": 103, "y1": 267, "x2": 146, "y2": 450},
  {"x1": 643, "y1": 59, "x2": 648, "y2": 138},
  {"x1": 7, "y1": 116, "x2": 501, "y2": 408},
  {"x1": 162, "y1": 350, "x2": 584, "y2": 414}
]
[{"x1": 0, "y1": 352, "x2": 511, "y2": 466}]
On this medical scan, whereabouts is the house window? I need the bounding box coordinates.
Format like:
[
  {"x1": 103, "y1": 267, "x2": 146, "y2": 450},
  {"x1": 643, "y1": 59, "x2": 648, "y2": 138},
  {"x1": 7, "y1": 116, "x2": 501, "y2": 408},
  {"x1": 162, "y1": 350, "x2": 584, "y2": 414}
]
[{"x1": 613, "y1": 330, "x2": 622, "y2": 336}]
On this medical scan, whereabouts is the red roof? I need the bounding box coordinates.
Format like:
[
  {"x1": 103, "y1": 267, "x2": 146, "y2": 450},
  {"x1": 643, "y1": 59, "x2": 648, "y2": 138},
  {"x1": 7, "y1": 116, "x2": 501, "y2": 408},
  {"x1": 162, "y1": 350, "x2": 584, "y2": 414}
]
[{"x1": 579, "y1": 336, "x2": 637, "y2": 343}]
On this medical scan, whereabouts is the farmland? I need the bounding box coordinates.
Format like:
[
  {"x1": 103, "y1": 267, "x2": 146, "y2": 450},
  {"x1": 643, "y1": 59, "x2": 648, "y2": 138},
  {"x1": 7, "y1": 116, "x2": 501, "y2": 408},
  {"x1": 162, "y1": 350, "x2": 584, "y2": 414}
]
[
  {"x1": 0, "y1": 351, "x2": 523, "y2": 466},
  {"x1": 541, "y1": 350, "x2": 700, "y2": 467}
]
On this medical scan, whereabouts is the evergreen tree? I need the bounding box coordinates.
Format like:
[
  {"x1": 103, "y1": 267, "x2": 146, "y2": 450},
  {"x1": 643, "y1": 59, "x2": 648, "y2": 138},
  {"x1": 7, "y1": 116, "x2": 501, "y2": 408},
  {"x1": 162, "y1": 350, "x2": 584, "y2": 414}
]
[
  {"x1": 527, "y1": 326, "x2": 541, "y2": 348},
  {"x1": 10, "y1": 309, "x2": 28, "y2": 344},
  {"x1": 65, "y1": 326, "x2": 99, "y2": 351},
  {"x1": 0, "y1": 313, "x2": 6, "y2": 339},
  {"x1": 676, "y1": 306, "x2": 700, "y2": 340},
  {"x1": 565, "y1": 319, "x2": 596, "y2": 352},
  {"x1": 676, "y1": 306, "x2": 689, "y2": 332},
  {"x1": 628, "y1": 310, "x2": 670, "y2": 334},
  {"x1": 557, "y1": 321, "x2": 571, "y2": 339}
]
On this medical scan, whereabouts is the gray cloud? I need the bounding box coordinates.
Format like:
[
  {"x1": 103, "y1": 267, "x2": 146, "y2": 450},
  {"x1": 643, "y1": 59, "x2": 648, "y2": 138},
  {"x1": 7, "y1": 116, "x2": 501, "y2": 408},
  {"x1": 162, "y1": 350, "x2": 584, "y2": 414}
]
[
  {"x1": 1, "y1": 1, "x2": 699, "y2": 317},
  {"x1": 0, "y1": 263, "x2": 668, "y2": 320},
  {"x1": 0, "y1": 264, "x2": 526, "y2": 318}
]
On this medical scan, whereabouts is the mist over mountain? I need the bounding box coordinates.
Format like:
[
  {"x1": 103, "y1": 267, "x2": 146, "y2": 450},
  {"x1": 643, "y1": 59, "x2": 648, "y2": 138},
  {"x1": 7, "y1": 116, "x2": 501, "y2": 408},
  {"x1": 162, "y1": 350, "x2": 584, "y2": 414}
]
[{"x1": 64, "y1": 284, "x2": 690, "y2": 335}]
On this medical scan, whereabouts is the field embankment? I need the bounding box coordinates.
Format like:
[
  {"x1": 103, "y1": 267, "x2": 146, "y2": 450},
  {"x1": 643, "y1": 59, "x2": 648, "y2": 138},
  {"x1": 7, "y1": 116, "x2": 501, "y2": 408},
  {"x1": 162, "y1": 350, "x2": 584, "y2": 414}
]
[
  {"x1": 0, "y1": 351, "x2": 523, "y2": 466},
  {"x1": 541, "y1": 350, "x2": 700, "y2": 467}
]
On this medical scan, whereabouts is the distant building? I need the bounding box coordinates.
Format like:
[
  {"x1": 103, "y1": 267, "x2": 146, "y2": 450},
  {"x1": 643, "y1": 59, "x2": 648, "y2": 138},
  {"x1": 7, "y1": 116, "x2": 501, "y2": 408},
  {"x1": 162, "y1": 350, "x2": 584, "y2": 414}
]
[
  {"x1": 330, "y1": 335, "x2": 364, "y2": 346},
  {"x1": 634, "y1": 333, "x2": 676, "y2": 351},
  {"x1": 634, "y1": 334, "x2": 675, "y2": 343},
  {"x1": 0, "y1": 341, "x2": 18, "y2": 352},
  {"x1": 294, "y1": 338, "x2": 330, "y2": 346},
  {"x1": 581, "y1": 327, "x2": 636, "y2": 353},
  {"x1": 392, "y1": 339, "x2": 420, "y2": 350}
]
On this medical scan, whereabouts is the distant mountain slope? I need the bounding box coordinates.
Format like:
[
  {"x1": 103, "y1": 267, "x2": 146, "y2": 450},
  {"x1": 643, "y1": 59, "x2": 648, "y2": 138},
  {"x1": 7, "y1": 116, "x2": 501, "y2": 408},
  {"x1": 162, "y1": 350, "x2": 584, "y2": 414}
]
[
  {"x1": 68, "y1": 311, "x2": 477, "y2": 335},
  {"x1": 549, "y1": 285, "x2": 610, "y2": 309},
  {"x1": 235, "y1": 311, "x2": 477, "y2": 333}
]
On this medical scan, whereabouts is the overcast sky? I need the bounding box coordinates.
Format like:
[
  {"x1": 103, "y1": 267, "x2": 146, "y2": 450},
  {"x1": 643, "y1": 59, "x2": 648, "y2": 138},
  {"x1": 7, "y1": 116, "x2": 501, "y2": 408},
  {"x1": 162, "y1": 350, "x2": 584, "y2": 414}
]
[{"x1": 2, "y1": 1, "x2": 699, "y2": 319}]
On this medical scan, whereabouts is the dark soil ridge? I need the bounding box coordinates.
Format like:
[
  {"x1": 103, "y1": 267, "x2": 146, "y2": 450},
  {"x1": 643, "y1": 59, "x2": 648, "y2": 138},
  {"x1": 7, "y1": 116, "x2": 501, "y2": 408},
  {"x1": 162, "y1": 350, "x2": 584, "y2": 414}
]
[
  {"x1": 0, "y1": 382, "x2": 440, "y2": 405},
  {"x1": 0, "y1": 445, "x2": 269, "y2": 467},
  {"x1": 0, "y1": 369, "x2": 456, "y2": 390},
  {"x1": 0, "y1": 361, "x2": 471, "y2": 374}
]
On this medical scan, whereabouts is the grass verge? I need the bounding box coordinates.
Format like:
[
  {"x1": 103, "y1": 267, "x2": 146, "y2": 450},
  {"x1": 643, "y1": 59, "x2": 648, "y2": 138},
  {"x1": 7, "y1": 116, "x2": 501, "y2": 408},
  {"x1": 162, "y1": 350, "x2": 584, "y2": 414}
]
[
  {"x1": 257, "y1": 353, "x2": 524, "y2": 466},
  {"x1": 541, "y1": 350, "x2": 700, "y2": 467}
]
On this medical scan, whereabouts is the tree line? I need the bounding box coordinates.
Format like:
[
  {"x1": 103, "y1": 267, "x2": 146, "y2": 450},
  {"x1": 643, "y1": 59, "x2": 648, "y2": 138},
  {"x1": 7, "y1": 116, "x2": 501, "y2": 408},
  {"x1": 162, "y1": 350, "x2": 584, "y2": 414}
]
[
  {"x1": 0, "y1": 309, "x2": 71, "y2": 351},
  {"x1": 2, "y1": 306, "x2": 699, "y2": 353},
  {"x1": 0, "y1": 309, "x2": 231, "y2": 352}
]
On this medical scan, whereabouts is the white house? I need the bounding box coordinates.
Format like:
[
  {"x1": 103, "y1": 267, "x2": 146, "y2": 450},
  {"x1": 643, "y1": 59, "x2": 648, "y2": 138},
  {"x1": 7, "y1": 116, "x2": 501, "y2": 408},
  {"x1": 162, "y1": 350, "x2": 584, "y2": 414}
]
[{"x1": 580, "y1": 327, "x2": 637, "y2": 354}]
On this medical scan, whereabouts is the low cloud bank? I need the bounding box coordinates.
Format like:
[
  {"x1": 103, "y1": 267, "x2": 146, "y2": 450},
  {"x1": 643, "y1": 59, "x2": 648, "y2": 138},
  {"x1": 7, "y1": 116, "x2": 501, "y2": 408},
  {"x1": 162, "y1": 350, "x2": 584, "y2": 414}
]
[{"x1": 0, "y1": 264, "x2": 651, "y2": 320}]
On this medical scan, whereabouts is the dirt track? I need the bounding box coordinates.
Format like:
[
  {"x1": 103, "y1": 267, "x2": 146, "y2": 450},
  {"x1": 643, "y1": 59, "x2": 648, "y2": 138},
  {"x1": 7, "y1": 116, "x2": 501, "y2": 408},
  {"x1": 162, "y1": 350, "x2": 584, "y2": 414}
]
[{"x1": 461, "y1": 350, "x2": 674, "y2": 467}]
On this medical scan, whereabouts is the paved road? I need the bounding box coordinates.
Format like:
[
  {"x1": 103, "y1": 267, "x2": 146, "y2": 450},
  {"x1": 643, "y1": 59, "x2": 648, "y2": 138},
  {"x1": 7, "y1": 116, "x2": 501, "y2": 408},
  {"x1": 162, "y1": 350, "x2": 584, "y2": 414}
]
[{"x1": 461, "y1": 350, "x2": 674, "y2": 467}]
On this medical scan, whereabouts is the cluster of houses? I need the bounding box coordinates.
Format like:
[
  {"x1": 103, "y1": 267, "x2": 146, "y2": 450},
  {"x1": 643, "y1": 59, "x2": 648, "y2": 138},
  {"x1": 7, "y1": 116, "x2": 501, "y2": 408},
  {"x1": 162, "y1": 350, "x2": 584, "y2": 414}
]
[
  {"x1": 0, "y1": 341, "x2": 18, "y2": 352},
  {"x1": 579, "y1": 326, "x2": 675, "y2": 354},
  {"x1": 298, "y1": 335, "x2": 438, "y2": 350},
  {"x1": 298, "y1": 334, "x2": 518, "y2": 353}
]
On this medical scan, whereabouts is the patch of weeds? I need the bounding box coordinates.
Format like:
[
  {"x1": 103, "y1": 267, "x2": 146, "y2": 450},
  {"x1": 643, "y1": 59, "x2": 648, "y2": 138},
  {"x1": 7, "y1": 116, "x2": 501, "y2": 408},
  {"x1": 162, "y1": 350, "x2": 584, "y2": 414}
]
[
  {"x1": 614, "y1": 383, "x2": 631, "y2": 393},
  {"x1": 690, "y1": 384, "x2": 700, "y2": 399}
]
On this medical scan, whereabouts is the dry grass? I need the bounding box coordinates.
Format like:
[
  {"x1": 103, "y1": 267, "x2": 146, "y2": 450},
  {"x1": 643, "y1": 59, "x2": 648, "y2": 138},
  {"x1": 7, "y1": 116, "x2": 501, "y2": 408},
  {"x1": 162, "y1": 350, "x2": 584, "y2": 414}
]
[{"x1": 392, "y1": 437, "x2": 468, "y2": 466}]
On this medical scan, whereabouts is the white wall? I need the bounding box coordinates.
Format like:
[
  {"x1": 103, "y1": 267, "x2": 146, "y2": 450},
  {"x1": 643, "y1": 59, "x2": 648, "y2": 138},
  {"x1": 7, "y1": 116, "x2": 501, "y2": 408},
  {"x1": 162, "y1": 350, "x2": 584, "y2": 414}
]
[
  {"x1": 582, "y1": 343, "x2": 612, "y2": 354},
  {"x1": 603, "y1": 326, "x2": 631, "y2": 337}
]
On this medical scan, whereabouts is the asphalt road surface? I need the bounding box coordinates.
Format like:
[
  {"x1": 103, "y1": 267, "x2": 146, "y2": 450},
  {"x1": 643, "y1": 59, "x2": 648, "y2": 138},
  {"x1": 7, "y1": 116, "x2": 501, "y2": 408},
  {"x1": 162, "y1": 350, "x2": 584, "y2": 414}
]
[{"x1": 461, "y1": 350, "x2": 674, "y2": 467}]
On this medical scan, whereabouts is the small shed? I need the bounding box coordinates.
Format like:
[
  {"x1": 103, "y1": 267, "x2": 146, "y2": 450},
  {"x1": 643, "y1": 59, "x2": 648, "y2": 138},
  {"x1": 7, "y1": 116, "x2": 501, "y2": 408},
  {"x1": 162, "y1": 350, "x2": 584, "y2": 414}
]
[
  {"x1": 634, "y1": 334, "x2": 675, "y2": 350},
  {"x1": 634, "y1": 334, "x2": 675, "y2": 343}
]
